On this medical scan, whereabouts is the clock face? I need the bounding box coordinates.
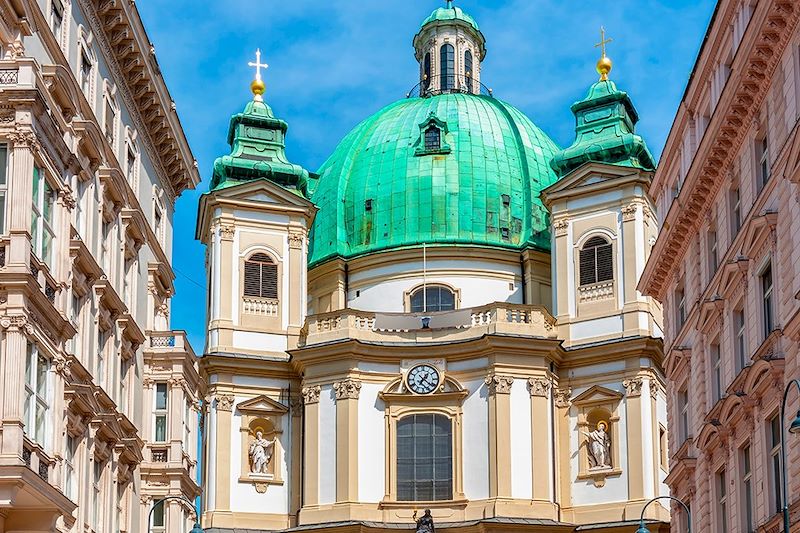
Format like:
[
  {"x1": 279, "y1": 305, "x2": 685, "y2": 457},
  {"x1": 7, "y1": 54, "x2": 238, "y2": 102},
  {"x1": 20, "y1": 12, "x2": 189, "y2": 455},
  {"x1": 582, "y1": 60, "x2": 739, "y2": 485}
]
[{"x1": 407, "y1": 364, "x2": 440, "y2": 394}]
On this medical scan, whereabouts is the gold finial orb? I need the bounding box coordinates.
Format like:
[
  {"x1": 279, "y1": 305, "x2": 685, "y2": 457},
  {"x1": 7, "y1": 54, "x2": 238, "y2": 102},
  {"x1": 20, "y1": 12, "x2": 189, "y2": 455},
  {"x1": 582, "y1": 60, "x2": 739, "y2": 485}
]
[
  {"x1": 596, "y1": 56, "x2": 612, "y2": 81},
  {"x1": 251, "y1": 78, "x2": 266, "y2": 97}
]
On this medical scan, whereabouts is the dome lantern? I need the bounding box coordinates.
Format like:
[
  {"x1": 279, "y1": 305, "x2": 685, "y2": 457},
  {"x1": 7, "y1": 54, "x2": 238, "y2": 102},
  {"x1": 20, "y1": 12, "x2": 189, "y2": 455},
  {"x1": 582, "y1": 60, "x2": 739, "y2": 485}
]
[{"x1": 413, "y1": 1, "x2": 486, "y2": 96}]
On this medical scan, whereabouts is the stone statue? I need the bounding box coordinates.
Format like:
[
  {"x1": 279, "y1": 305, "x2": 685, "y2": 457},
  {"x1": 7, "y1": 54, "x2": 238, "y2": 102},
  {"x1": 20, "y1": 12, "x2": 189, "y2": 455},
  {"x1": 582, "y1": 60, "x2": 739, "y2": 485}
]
[
  {"x1": 581, "y1": 421, "x2": 611, "y2": 469},
  {"x1": 414, "y1": 509, "x2": 435, "y2": 533},
  {"x1": 249, "y1": 430, "x2": 276, "y2": 475}
]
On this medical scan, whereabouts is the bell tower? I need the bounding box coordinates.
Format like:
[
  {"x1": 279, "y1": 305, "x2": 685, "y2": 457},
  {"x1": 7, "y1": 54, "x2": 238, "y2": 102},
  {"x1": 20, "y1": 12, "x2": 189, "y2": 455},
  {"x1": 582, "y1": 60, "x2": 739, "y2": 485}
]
[{"x1": 413, "y1": 1, "x2": 486, "y2": 95}]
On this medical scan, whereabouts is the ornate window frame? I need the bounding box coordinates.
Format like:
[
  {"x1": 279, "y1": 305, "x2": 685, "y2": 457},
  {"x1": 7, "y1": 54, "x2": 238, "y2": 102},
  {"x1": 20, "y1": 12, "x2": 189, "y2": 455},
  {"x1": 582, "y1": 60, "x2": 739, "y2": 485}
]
[
  {"x1": 414, "y1": 113, "x2": 451, "y2": 156},
  {"x1": 239, "y1": 245, "x2": 282, "y2": 330},
  {"x1": 236, "y1": 395, "x2": 288, "y2": 492},
  {"x1": 572, "y1": 385, "x2": 623, "y2": 487},
  {"x1": 403, "y1": 281, "x2": 460, "y2": 313},
  {"x1": 574, "y1": 229, "x2": 617, "y2": 307},
  {"x1": 378, "y1": 368, "x2": 468, "y2": 507}
]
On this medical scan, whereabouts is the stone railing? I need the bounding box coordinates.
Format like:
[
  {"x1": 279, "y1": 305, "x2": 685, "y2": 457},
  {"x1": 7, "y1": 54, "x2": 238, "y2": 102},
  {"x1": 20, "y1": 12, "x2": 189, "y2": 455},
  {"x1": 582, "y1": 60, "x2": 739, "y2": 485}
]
[
  {"x1": 146, "y1": 330, "x2": 189, "y2": 351},
  {"x1": 301, "y1": 303, "x2": 556, "y2": 347},
  {"x1": 578, "y1": 280, "x2": 614, "y2": 302},
  {"x1": 243, "y1": 297, "x2": 279, "y2": 317}
]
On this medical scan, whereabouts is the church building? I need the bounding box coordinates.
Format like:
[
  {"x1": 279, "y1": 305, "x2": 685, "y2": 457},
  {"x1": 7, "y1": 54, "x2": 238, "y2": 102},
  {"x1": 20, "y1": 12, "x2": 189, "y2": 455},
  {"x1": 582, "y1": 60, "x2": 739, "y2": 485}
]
[{"x1": 197, "y1": 3, "x2": 670, "y2": 532}]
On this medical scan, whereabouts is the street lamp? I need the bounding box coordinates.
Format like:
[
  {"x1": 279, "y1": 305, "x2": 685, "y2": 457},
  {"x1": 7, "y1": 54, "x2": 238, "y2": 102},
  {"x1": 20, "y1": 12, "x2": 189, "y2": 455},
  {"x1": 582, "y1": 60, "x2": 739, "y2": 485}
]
[
  {"x1": 146, "y1": 495, "x2": 203, "y2": 533},
  {"x1": 780, "y1": 379, "x2": 800, "y2": 533},
  {"x1": 635, "y1": 495, "x2": 691, "y2": 533}
]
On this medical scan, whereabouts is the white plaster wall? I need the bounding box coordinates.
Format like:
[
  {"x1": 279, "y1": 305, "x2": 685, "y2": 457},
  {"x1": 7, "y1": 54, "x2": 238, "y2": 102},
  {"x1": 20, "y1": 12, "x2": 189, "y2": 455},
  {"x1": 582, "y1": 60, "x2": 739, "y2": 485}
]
[
  {"x1": 657, "y1": 389, "x2": 670, "y2": 496},
  {"x1": 640, "y1": 380, "x2": 656, "y2": 500},
  {"x1": 318, "y1": 385, "x2": 337, "y2": 505},
  {"x1": 348, "y1": 258, "x2": 522, "y2": 312},
  {"x1": 229, "y1": 395, "x2": 291, "y2": 514},
  {"x1": 570, "y1": 316, "x2": 623, "y2": 341},
  {"x1": 570, "y1": 382, "x2": 630, "y2": 506},
  {"x1": 358, "y1": 383, "x2": 386, "y2": 502},
  {"x1": 206, "y1": 402, "x2": 217, "y2": 510},
  {"x1": 231, "y1": 331, "x2": 289, "y2": 353},
  {"x1": 510, "y1": 379, "x2": 533, "y2": 500},
  {"x1": 566, "y1": 360, "x2": 626, "y2": 380},
  {"x1": 231, "y1": 376, "x2": 292, "y2": 389},
  {"x1": 462, "y1": 378, "x2": 489, "y2": 500}
]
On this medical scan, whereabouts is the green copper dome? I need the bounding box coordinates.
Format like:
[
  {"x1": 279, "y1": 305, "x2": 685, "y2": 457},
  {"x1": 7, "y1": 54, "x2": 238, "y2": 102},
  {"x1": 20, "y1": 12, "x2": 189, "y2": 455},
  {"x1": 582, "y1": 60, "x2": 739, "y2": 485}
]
[
  {"x1": 307, "y1": 93, "x2": 561, "y2": 266},
  {"x1": 420, "y1": 4, "x2": 480, "y2": 32}
]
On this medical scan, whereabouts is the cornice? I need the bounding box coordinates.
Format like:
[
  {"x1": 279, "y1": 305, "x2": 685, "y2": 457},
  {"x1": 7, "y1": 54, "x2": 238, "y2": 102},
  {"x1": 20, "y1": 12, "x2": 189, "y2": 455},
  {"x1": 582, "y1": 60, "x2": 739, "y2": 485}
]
[{"x1": 641, "y1": 0, "x2": 800, "y2": 300}]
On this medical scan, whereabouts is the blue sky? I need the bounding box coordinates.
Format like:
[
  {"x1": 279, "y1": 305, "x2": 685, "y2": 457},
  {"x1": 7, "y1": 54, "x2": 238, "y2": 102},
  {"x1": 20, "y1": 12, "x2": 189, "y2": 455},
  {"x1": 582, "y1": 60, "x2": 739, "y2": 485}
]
[{"x1": 136, "y1": 0, "x2": 716, "y2": 351}]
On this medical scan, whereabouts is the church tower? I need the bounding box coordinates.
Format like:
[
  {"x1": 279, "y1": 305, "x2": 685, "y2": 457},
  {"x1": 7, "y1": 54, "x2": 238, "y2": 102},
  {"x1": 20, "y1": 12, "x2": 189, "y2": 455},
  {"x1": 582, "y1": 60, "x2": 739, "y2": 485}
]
[{"x1": 196, "y1": 54, "x2": 313, "y2": 529}]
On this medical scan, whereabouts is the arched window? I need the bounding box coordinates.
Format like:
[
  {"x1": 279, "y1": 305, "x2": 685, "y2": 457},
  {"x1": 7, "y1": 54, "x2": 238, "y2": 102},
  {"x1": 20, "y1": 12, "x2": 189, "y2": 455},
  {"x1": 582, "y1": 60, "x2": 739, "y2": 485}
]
[
  {"x1": 397, "y1": 414, "x2": 452, "y2": 501},
  {"x1": 579, "y1": 236, "x2": 613, "y2": 285},
  {"x1": 423, "y1": 52, "x2": 431, "y2": 91},
  {"x1": 243, "y1": 252, "x2": 278, "y2": 299},
  {"x1": 464, "y1": 50, "x2": 473, "y2": 94},
  {"x1": 410, "y1": 285, "x2": 456, "y2": 313},
  {"x1": 424, "y1": 126, "x2": 441, "y2": 151},
  {"x1": 440, "y1": 44, "x2": 455, "y2": 91}
]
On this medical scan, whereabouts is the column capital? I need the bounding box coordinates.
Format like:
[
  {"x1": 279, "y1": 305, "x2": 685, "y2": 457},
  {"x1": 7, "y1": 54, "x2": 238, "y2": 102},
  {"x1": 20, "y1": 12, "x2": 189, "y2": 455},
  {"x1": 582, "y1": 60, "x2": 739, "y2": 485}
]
[
  {"x1": 288, "y1": 232, "x2": 304, "y2": 249},
  {"x1": 218, "y1": 224, "x2": 235, "y2": 241},
  {"x1": 215, "y1": 394, "x2": 235, "y2": 412},
  {"x1": 554, "y1": 387, "x2": 572, "y2": 408},
  {"x1": 623, "y1": 377, "x2": 644, "y2": 397},
  {"x1": 485, "y1": 374, "x2": 514, "y2": 395},
  {"x1": 302, "y1": 385, "x2": 321, "y2": 405},
  {"x1": 333, "y1": 378, "x2": 361, "y2": 400},
  {"x1": 527, "y1": 377, "x2": 551, "y2": 398}
]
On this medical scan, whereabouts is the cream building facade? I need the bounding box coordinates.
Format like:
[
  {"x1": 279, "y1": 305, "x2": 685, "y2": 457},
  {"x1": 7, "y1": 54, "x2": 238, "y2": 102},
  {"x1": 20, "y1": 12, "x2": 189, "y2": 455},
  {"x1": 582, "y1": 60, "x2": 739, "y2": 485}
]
[
  {"x1": 639, "y1": 0, "x2": 800, "y2": 532},
  {"x1": 200, "y1": 5, "x2": 670, "y2": 533},
  {"x1": 0, "y1": 1, "x2": 202, "y2": 532}
]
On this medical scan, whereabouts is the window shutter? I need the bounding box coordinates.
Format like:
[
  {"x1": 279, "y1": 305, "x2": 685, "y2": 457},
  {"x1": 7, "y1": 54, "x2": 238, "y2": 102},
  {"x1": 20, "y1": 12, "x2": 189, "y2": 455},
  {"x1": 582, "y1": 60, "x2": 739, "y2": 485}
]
[
  {"x1": 260, "y1": 262, "x2": 278, "y2": 299},
  {"x1": 579, "y1": 248, "x2": 597, "y2": 285},
  {"x1": 596, "y1": 244, "x2": 613, "y2": 282},
  {"x1": 244, "y1": 253, "x2": 278, "y2": 299},
  {"x1": 580, "y1": 237, "x2": 613, "y2": 286}
]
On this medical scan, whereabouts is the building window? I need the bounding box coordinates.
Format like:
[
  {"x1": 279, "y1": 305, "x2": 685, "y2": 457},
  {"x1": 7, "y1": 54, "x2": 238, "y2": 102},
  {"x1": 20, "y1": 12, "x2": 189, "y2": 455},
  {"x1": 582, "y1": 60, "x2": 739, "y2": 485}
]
[
  {"x1": 92, "y1": 460, "x2": 103, "y2": 530},
  {"x1": 741, "y1": 444, "x2": 754, "y2": 533},
  {"x1": 243, "y1": 252, "x2": 278, "y2": 299},
  {"x1": 96, "y1": 328, "x2": 108, "y2": 388},
  {"x1": 757, "y1": 135, "x2": 769, "y2": 190},
  {"x1": 119, "y1": 358, "x2": 128, "y2": 415},
  {"x1": 63, "y1": 434, "x2": 77, "y2": 500},
  {"x1": 126, "y1": 144, "x2": 137, "y2": 188},
  {"x1": 707, "y1": 229, "x2": 718, "y2": 277},
  {"x1": 464, "y1": 50, "x2": 473, "y2": 93},
  {"x1": 397, "y1": 413, "x2": 453, "y2": 501},
  {"x1": 153, "y1": 202, "x2": 164, "y2": 245},
  {"x1": 410, "y1": 285, "x2": 456, "y2": 313},
  {"x1": 79, "y1": 48, "x2": 92, "y2": 95},
  {"x1": 768, "y1": 414, "x2": 782, "y2": 515},
  {"x1": 31, "y1": 166, "x2": 56, "y2": 268},
  {"x1": 183, "y1": 400, "x2": 192, "y2": 451},
  {"x1": 440, "y1": 44, "x2": 455, "y2": 91},
  {"x1": 0, "y1": 143, "x2": 7, "y2": 234},
  {"x1": 24, "y1": 343, "x2": 50, "y2": 445},
  {"x1": 734, "y1": 307, "x2": 747, "y2": 373},
  {"x1": 730, "y1": 186, "x2": 741, "y2": 236},
  {"x1": 761, "y1": 263, "x2": 774, "y2": 336},
  {"x1": 424, "y1": 126, "x2": 441, "y2": 151},
  {"x1": 675, "y1": 282, "x2": 686, "y2": 330},
  {"x1": 154, "y1": 382, "x2": 168, "y2": 442},
  {"x1": 50, "y1": 0, "x2": 64, "y2": 45},
  {"x1": 678, "y1": 388, "x2": 690, "y2": 442},
  {"x1": 579, "y1": 236, "x2": 613, "y2": 285},
  {"x1": 711, "y1": 342, "x2": 722, "y2": 403},
  {"x1": 103, "y1": 95, "x2": 116, "y2": 146},
  {"x1": 659, "y1": 425, "x2": 668, "y2": 469},
  {"x1": 716, "y1": 469, "x2": 728, "y2": 533},
  {"x1": 423, "y1": 53, "x2": 431, "y2": 91},
  {"x1": 152, "y1": 499, "x2": 165, "y2": 529}
]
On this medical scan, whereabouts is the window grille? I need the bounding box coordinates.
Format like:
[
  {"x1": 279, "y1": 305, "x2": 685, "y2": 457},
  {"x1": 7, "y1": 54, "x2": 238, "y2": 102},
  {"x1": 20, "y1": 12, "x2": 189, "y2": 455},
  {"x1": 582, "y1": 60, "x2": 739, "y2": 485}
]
[
  {"x1": 424, "y1": 126, "x2": 441, "y2": 151},
  {"x1": 397, "y1": 414, "x2": 452, "y2": 501}
]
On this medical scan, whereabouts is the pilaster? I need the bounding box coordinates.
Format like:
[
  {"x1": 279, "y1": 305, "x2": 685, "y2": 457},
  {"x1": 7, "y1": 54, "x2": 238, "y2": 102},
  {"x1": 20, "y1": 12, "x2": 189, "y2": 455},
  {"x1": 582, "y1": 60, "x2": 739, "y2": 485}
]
[
  {"x1": 333, "y1": 378, "x2": 360, "y2": 503},
  {"x1": 302, "y1": 385, "x2": 320, "y2": 506},
  {"x1": 0, "y1": 316, "x2": 30, "y2": 463},
  {"x1": 485, "y1": 374, "x2": 513, "y2": 498},
  {"x1": 213, "y1": 393, "x2": 235, "y2": 512},
  {"x1": 623, "y1": 377, "x2": 644, "y2": 500},
  {"x1": 528, "y1": 377, "x2": 551, "y2": 501}
]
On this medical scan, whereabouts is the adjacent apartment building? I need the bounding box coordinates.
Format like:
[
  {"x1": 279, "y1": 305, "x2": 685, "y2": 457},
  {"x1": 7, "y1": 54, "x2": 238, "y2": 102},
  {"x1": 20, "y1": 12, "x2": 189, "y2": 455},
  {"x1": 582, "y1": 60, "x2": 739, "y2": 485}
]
[
  {"x1": 0, "y1": 1, "x2": 202, "y2": 532},
  {"x1": 640, "y1": 0, "x2": 800, "y2": 532}
]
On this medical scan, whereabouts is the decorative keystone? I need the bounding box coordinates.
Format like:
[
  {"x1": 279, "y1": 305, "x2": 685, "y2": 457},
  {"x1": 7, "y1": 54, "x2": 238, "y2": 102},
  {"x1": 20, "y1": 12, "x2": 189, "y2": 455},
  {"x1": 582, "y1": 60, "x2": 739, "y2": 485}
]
[
  {"x1": 484, "y1": 374, "x2": 514, "y2": 395},
  {"x1": 333, "y1": 379, "x2": 361, "y2": 400}
]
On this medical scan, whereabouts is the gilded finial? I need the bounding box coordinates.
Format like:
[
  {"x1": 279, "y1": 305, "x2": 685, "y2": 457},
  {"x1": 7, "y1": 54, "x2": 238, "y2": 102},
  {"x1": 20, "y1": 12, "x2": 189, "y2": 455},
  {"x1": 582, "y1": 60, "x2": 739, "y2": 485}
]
[
  {"x1": 594, "y1": 27, "x2": 613, "y2": 81},
  {"x1": 248, "y1": 48, "x2": 269, "y2": 102}
]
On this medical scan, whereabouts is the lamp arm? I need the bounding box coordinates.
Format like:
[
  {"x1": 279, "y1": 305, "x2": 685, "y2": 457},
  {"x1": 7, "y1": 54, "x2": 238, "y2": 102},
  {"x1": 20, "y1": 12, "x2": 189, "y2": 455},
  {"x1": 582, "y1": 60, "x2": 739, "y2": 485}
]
[
  {"x1": 780, "y1": 379, "x2": 800, "y2": 533},
  {"x1": 146, "y1": 495, "x2": 200, "y2": 532},
  {"x1": 639, "y1": 495, "x2": 691, "y2": 533}
]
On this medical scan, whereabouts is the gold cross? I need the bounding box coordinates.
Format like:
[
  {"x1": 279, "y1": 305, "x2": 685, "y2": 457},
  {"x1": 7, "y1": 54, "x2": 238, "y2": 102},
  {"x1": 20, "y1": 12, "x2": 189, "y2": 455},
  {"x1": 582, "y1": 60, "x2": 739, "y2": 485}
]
[{"x1": 594, "y1": 27, "x2": 612, "y2": 58}]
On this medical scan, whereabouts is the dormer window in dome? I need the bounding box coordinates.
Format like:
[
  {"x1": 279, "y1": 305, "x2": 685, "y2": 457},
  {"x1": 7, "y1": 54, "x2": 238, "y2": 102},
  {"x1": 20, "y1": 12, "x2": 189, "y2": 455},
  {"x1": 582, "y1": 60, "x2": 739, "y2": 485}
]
[{"x1": 415, "y1": 113, "x2": 451, "y2": 156}]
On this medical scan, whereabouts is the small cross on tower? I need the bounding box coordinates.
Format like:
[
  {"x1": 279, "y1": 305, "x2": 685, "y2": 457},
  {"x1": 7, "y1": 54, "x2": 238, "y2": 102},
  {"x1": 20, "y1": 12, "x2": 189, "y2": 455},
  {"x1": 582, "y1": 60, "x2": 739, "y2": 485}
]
[
  {"x1": 594, "y1": 27, "x2": 613, "y2": 81},
  {"x1": 248, "y1": 49, "x2": 269, "y2": 101},
  {"x1": 594, "y1": 27, "x2": 612, "y2": 58}
]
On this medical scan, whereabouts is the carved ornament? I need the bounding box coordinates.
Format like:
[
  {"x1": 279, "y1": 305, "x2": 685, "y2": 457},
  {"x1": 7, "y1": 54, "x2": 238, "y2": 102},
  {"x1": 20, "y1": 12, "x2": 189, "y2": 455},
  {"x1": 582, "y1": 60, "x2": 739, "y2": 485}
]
[
  {"x1": 219, "y1": 224, "x2": 235, "y2": 241},
  {"x1": 554, "y1": 387, "x2": 572, "y2": 408},
  {"x1": 288, "y1": 232, "x2": 303, "y2": 249},
  {"x1": 484, "y1": 374, "x2": 514, "y2": 395},
  {"x1": 302, "y1": 385, "x2": 321, "y2": 405},
  {"x1": 333, "y1": 378, "x2": 361, "y2": 400},
  {"x1": 215, "y1": 394, "x2": 235, "y2": 412},
  {"x1": 528, "y1": 377, "x2": 551, "y2": 398},
  {"x1": 553, "y1": 218, "x2": 569, "y2": 237},
  {"x1": 623, "y1": 378, "x2": 644, "y2": 397}
]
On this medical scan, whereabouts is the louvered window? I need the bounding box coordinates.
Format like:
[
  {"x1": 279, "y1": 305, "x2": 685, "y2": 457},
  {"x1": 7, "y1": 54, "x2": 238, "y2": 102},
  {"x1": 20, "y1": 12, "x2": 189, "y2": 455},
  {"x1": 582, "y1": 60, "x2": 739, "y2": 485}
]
[
  {"x1": 243, "y1": 253, "x2": 278, "y2": 299},
  {"x1": 579, "y1": 236, "x2": 613, "y2": 286}
]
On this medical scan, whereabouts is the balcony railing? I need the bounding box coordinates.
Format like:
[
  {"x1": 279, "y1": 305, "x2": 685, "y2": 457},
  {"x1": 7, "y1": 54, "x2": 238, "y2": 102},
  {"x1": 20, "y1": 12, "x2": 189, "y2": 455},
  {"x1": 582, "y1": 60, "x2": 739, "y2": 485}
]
[
  {"x1": 243, "y1": 297, "x2": 279, "y2": 317},
  {"x1": 407, "y1": 75, "x2": 493, "y2": 98},
  {"x1": 147, "y1": 330, "x2": 190, "y2": 350},
  {"x1": 301, "y1": 302, "x2": 556, "y2": 347}
]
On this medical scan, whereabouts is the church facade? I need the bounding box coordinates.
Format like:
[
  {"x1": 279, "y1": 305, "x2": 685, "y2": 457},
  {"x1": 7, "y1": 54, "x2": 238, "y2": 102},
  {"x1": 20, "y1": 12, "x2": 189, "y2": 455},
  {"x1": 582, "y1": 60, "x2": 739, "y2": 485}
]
[{"x1": 199, "y1": 4, "x2": 670, "y2": 533}]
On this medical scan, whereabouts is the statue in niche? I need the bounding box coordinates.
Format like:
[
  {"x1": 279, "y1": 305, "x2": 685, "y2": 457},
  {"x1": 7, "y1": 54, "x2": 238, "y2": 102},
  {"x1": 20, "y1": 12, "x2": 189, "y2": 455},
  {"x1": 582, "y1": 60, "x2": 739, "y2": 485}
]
[
  {"x1": 249, "y1": 430, "x2": 276, "y2": 475},
  {"x1": 414, "y1": 509, "x2": 435, "y2": 533},
  {"x1": 582, "y1": 420, "x2": 612, "y2": 469}
]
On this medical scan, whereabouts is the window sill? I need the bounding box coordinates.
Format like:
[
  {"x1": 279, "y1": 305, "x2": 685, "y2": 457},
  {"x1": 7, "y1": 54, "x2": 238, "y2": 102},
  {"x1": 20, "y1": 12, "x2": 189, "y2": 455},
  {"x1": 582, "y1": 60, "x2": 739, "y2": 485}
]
[
  {"x1": 414, "y1": 146, "x2": 451, "y2": 157},
  {"x1": 379, "y1": 497, "x2": 468, "y2": 509}
]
